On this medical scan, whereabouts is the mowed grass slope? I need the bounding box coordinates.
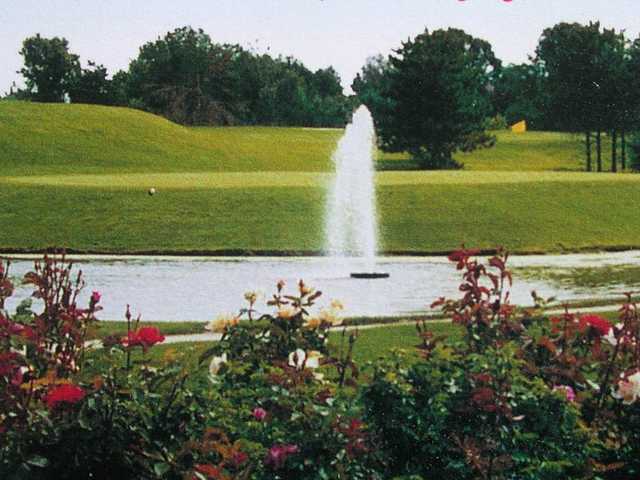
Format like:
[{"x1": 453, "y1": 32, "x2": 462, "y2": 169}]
[
  {"x1": 1, "y1": 101, "x2": 639, "y2": 254},
  {"x1": 0, "y1": 101, "x2": 340, "y2": 175}
]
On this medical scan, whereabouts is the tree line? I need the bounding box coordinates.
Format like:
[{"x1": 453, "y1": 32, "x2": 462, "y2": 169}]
[
  {"x1": 8, "y1": 27, "x2": 354, "y2": 128},
  {"x1": 5, "y1": 23, "x2": 640, "y2": 170},
  {"x1": 353, "y1": 22, "x2": 640, "y2": 170}
]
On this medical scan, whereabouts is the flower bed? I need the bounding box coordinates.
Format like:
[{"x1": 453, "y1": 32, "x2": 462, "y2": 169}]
[{"x1": 2, "y1": 251, "x2": 640, "y2": 479}]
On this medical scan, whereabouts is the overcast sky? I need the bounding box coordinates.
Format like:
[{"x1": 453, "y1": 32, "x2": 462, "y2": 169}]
[{"x1": 1, "y1": 0, "x2": 639, "y2": 94}]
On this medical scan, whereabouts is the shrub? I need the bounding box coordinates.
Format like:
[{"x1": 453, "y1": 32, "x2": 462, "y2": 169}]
[
  {"x1": 363, "y1": 249, "x2": 591, "y2": 479},
  {"x1": 1, "y1": 255, "x2": 101, "y2": 470},
  {"x1": 0, "y1": 256, "x2": 208, "y2": 478},
  {"x1": 4, "y1": 250, "x2": 640, "y2": 479}
]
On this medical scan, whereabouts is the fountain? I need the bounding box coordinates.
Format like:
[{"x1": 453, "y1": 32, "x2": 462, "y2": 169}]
[{"x1": 325, "y1": 105, "x2": 389, "y2": 279}]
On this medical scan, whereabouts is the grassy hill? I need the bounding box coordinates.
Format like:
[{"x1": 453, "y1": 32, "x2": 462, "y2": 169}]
[
  {"x1": 0, "y1": 102, "x2": 340, "y2": 175},
  {"x1": 1, "y1": 101, "x2": 601, "y2": 175},
  {"x1": 1, "y1": 101, "x2": 638, "y2": 255}
]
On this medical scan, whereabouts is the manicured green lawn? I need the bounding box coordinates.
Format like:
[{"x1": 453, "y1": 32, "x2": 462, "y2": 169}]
[
  {"x1": 1, "y1": 101, "x2": 638, "y2": 254},
  {"x1": 2, "y1": 175, "x2": 640, "y2": 254},
  {"x1": 378, "y1": 176, "x2": 640, "y2": 254},
  {"x1": 382, "y1": 130, "x2": 615, "y2": 172}
]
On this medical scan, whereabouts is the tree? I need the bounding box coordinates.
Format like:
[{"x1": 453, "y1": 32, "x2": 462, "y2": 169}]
[
  {"x1": 594, "y1": 27, "x2": 627, "y2": 172},
  {"x1": 536, "y1": 23, "x2": 598, "y2": 170},
  {"x1": 15, "y1": 26, "x2": 351, "y2": 127},
  {"x1": 307, "y1": 67, "x2": 351, "y2": 127},
  {"x1": 352, "y1": 55, "x2": 395, "y2": 134},
  {"x1": 535, "y1": 22, "x2": 627, "y2": 172},
  {"x1": 110, "y1": 70, "x2": 131, "y2": 107},
  {"x1": 1, "y1": 82, "x2": 30, "y2": 101},
  {"x1": 374, "y1": 28, "x2": 499, "y2": 169},
  {"x1": 622, "y1": 36, "x2": 640, "y2": 170},
  {"x1": 127, "y1": 27, "x2": 236, "y2": 125},
  {"x1": 19, "y1": 34, "x2": 80, "y2": 102},
  {"x1": 68, "y1": 61, "x2": 115, "y2": 105},
  {"x1": 311, "y1": 67, "x2": 343, "y2": 98},
  {"x1": 228, "y1": 51, "x2": 349, "y2": 127},
  {"x1": 492, "y1": 63, "x2": 549, "y2": 130}
]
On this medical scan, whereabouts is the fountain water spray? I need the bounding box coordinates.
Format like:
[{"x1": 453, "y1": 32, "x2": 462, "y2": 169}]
[{"x1": 325, "y1": 105, "x2": 388, "y2": 278}]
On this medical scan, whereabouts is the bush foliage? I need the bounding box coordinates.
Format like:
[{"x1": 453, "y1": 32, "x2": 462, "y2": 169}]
[{"x1": 3, "y1": 251, "x2": 640, "y2": 478}]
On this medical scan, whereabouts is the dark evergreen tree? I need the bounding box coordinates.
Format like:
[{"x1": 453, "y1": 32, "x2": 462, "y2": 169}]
[{"x1": 374, "y1": 28, "x2": 499, "y2": 169}]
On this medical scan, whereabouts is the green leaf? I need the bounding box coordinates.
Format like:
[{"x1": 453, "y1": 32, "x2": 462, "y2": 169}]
[
  {"x1": 26, "y1": 455, "x2": 49, "y2": 468},
  {"x1": 153, "y1": 462, "x2": 170, "y2": 477}
]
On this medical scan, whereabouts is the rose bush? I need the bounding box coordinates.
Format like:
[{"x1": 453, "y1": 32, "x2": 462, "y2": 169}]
[
  {"x1": 3, "y1": 250, "x2": 640, "y2": 479},
  {"x1": 0, "y1": 256, "x2": 211, "y2": 478},
  {"x1": 362, "y1": 248, "x2": 640, "y2": 479}
]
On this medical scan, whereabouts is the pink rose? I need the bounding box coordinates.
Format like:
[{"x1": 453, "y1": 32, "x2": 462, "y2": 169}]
[
  {"x1": 553, "y1": 385, "x2": 576, "y2": 402},
  {"x1": 265, "y1": 444, "x2": 298, "y2": 470},
  {"x1": 253, "y1": 407, "x2": 267, "y2": 421}
]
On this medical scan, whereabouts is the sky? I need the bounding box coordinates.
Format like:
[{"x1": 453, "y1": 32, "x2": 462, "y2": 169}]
[{"x1": 1, "y1": 0, "x2": 639, "y2": 94}]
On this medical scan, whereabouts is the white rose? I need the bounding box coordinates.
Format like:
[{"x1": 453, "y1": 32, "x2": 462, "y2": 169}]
[
  {"x1": 209, "y1": 353, "x2": 228, "y2": 378},
  {"x1": 604, "y1": 323, "x2": 624, "y2": 346},
  {"x1": 613, "y1": 371, "x2": 640, "y2": 405},
  {"x1": 288, "y1": 349, "x2": 306, "y2": 370}
]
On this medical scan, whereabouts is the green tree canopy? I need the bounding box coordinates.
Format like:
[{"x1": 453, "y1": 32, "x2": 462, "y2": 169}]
[
  {"x1": 536, "y1": 22, "x2": 629, "y2": 171},
  {"x1": 352, "y1": 55, "x2": 395, "y2": 133},
  {"x1": 68, "y1": 62, "x2": 115, "y2": 105},
  {"x1": 622, "y1": 36, "x2": 640, "y2": 133},
  {"x1": 19, "y1": 34, "x2": 80, "y2": 102},
  {"x1": 121, "y1": 26, "x2": 350, "y2": 127},
  {"x1": 126, "y1": 26, "x2": 236, "y2": 125},
  {"x1": 536, "y1": 22, "x2": 599, "y2": 134},
  {"x1": 492, "y1": 63, "x2": 549, "y2": 130},
  {"x1": 374, "y1": 28, "x2": 499, "y2": 169}
]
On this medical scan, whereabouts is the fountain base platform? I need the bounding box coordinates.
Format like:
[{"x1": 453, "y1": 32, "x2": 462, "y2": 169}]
[{"x1": 350, "y1": 272, "x2": 390, "y2": 279}]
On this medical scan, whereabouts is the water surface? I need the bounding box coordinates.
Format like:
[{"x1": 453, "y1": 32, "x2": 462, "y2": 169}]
[{"x1": 3, "y1": 251, "x2": 640, "y2": 321}]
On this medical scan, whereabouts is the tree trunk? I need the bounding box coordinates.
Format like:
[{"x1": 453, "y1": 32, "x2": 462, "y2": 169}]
[
  {"x1": 596, "y1": 130, "x2": 602, "y2": 172},
  {"x1": 621, "y1": 130, "x2": 627, "y2": 170},
  {"x1": 585, "y1": 132, "x2": 592, "y2": 171},
  {"x1": 611, "y1": 130, "x2": 617, "y2": 173}
]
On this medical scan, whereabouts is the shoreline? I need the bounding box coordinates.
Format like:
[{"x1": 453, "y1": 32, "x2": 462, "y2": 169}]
[{"x1": 2, "y1": 244, "x2": 640, "y2": 259}]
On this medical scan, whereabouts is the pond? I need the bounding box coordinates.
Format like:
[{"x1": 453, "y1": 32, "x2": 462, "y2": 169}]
[{"x1": 3, "y1": 251, "x2": 640, "y2": 321}]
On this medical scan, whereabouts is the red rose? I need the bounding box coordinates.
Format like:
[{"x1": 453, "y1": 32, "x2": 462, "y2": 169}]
[
  {"x1": 125, "y1": 327, "x2": 165, "y2": 351},
  {"x1": 580, "y1": 314, "x2": 612, "y2": 336},
  {"x1": 45, "y1": 384, "x2": 85, "y2": 410}
]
